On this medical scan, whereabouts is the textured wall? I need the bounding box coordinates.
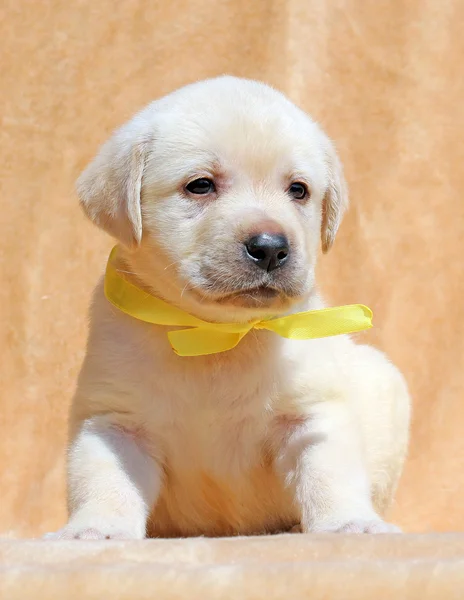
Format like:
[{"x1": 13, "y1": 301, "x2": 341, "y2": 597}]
[{"x1": 1, "y1": 0, "x2": 463, "y2": 537}]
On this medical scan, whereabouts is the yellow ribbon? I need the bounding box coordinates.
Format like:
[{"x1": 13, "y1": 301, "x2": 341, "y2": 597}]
[{"x1": 104, "y1": 247, "x2": 373, "y2": 357}]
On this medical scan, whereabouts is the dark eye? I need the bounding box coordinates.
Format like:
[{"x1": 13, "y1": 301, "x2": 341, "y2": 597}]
[
  {"x1": 288, "y1": 182, "x2": 308, "y2": 201},
  {"x1": 185, "y1": 178, "x2": 215, "y2": 195}
]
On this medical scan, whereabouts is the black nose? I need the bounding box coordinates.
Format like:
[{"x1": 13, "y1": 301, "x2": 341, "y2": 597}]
[{"x1": 244, "y1": 233, "x2": 290, "y2": 272}]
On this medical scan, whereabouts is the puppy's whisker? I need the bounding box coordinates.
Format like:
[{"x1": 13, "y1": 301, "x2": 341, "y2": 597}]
[
  {"x1": 163, "y1": 261, "x2": 178, "y2": 273},
  {"x1": 116, "y1": 269, "x2": 138, "y2": 276},
  {"x1": 243, "y1": 294, "x2": 266, "y2": 306},
  {"x1": 180, "y1": 282, "x2": 191, "y2": 299}
]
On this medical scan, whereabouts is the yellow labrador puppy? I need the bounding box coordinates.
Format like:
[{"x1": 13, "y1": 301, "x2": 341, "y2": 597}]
[{"x1": 50, "y1": 76, "x2": 410, "y2": 539}]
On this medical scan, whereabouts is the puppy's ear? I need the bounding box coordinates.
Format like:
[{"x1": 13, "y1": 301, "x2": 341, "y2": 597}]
[
  {"x1": 76, "y1": 123, "x2": 151, "y2": 248},
  {"x1": 321, "y1": 141, "x2": 349, "y2": 253}
]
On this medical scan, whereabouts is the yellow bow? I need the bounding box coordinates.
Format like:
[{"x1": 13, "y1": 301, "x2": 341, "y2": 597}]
[{"x1": 104, "y1": 247, "x2": 373, "y2": 357}]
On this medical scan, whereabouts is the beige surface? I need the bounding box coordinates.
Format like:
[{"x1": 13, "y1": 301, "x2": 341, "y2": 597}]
[
  {"x1": 1, "y1": 536, "x2": 464, "y2": 599},
  {"x1": 1, "y1": 0, "x2": 464, "y2": 541}
]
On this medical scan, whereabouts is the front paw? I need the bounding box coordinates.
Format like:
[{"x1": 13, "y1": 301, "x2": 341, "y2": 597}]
[
  {"x1": 312, "y1": 518, "x2": 401, "y2": 534},
  {"x1": 43, "y1": 517, "x2": 145, "y2": 540}
]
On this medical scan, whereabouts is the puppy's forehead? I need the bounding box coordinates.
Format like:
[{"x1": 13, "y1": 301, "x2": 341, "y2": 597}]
[{"x1": 147, "y1": 81, "x2": 328, "y2": 184}]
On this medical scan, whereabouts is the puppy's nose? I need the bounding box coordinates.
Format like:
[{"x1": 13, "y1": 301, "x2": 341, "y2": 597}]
[{"x1": 244, "y1": 233, "x2": 290, "y2": 272}]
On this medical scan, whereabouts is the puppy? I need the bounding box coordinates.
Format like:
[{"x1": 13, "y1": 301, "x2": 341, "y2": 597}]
[{"x1": 50, "y1": 76, "x2": 410, "y2": 539}]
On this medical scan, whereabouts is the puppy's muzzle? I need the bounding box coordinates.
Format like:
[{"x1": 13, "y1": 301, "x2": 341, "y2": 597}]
[{"x1": 244, "y1": 233, "x2": 290, "y2": 272}]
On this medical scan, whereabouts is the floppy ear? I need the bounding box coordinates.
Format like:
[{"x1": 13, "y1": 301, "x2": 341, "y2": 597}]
[
  {"x1": 321, "y1": 141, "x2": 349, "y2": 253},
  {"x1": 76, "y1": 123, "x2": 150, "y2": 248}
]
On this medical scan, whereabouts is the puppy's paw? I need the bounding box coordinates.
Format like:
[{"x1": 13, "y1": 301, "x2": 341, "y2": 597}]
[
  {"x1": 313, "y1": 518, "x2": 401, "y2": 534},
  {"x1": 43, "y1": 518, "x2": 144, "y2": 540}
]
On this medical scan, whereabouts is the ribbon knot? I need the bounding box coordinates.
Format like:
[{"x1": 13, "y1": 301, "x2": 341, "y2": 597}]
[{"x1": 104, "y1": 247, "x2": 373, "y2": 357}]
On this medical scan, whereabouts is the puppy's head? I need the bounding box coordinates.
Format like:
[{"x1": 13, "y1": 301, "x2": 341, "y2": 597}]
[{"x1": 78, "y1": 76, "x2": 348, "y2": 322}]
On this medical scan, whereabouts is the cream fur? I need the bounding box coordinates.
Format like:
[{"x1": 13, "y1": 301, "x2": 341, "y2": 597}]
[{"x1": 48, "y1": 76, "x2": 410, "y2": 539}]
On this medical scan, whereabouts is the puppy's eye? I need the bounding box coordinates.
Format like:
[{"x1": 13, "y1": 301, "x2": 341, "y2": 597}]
[
  {"x1": 288, "y1": 182, "x2": 309, "y2": 201},
  {"x1": 185, "y1": 178, "x2": 215, "y2": 195}
]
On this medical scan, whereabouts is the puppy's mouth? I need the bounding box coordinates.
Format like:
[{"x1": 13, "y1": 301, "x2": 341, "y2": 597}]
[
  {"x1": 216, "y1": 285, "x2": 280, "y2": 306},
  {"x1": 189, "y1": 282, "x2": 296, "y2": 310}
]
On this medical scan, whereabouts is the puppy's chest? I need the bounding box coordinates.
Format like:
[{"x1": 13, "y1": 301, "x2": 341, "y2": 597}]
[
  {"x1": 147, "y1": 379, "x2": 296, "y2": 537},
  {"x1": 150, "y1": 370, "x2": 278, "y2": 476},
  {"x1": 122, "y1": 336, "x2": 304, "y2": 535},
  {"x1": 163, "y1": 405, "x2": 269, "y2": 474}
]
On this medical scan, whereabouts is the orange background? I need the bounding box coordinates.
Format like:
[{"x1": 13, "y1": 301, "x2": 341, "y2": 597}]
[{"x1": 1, "y1": 0, "x2": 463, "y2": 537}]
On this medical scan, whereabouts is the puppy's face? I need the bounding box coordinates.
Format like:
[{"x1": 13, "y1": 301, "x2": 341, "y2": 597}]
[{"x1": 78, "y1": 77, "x2": 348, "y2": 321}]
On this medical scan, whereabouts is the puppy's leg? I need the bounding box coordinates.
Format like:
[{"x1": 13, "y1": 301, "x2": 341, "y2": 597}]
[
  {"x1": 276, "y1": 402, "x2": 400, "y2": 534},
  {"x1": 45, "y1": 417, "x2": 161, "y2": 540}
]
